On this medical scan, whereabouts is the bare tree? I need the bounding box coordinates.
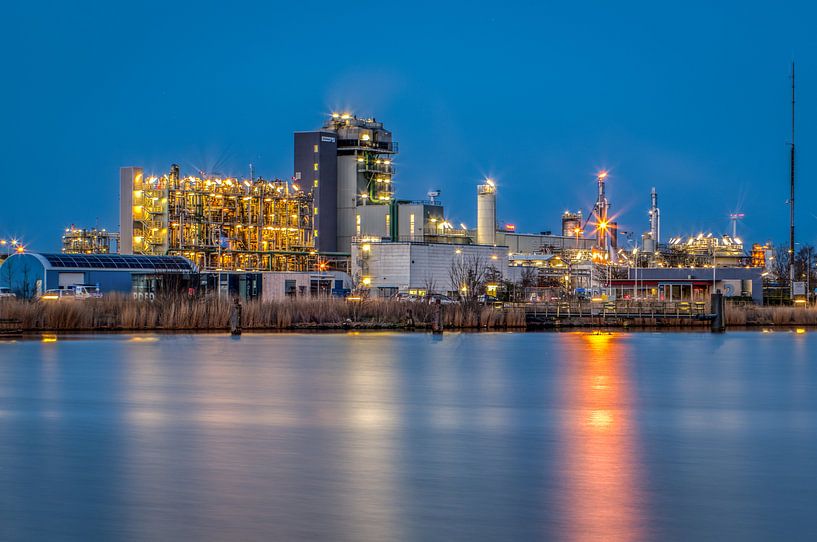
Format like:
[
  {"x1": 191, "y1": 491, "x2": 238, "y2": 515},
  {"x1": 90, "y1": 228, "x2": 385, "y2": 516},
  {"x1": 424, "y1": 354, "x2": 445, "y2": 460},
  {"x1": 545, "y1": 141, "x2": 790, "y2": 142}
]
[
  {"x1": 448, "y1": 255, "x2": 489, "y2": 303},
  {"x1": 772, "y1": 244, "x2": 791, "y2": 285},
  {"x1": 423, "y1": 275, "x2": 438, "y2": 296}
]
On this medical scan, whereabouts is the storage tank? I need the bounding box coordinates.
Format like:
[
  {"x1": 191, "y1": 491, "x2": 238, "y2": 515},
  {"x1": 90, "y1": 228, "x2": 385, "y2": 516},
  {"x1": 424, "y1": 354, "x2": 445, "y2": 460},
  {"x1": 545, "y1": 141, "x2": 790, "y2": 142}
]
[
  {"x1": 561, "y1": 211, "x2": 582, "y2": 238},
  {"x1": 477, "y1": 180, "x2": 496, "y2": 245},
  {"x1": 642, "y1": 232, "x2": 656, "y2": 254}
]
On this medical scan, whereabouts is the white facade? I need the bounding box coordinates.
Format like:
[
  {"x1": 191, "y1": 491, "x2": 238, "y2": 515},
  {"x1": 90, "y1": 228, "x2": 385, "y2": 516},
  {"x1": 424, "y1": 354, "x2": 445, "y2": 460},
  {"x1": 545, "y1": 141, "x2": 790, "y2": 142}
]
[
  {"x1": 261, "y1": 271, "x2": 353, "y2": 301},
  {"x1": 352, "y1": 241, "x2": 508, "y2": 296}
]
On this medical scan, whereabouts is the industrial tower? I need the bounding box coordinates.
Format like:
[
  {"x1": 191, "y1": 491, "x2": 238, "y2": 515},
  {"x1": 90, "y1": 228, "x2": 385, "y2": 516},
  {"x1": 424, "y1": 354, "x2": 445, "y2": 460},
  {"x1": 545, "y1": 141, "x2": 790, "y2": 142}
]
[{"x1": 294, "y1": 113, "x2": 397, "y2": 253}]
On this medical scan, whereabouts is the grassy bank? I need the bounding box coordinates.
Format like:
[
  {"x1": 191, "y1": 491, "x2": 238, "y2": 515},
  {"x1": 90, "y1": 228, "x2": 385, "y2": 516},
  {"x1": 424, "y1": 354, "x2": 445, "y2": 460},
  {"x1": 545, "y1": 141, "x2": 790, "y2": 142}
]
[
  {"x1": 725, "y1": 304, "x2": 817, "y2": 326},
  {"x1": 0, "y1": 295, "x2": 526, "y2": 332}
]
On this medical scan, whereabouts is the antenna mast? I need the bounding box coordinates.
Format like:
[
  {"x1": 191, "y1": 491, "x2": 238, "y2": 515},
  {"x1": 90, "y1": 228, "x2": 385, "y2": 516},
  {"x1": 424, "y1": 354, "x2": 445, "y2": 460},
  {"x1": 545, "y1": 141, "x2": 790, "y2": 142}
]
[{"x1": 789, "y1": 62, "x2": 796, "y2": 289}]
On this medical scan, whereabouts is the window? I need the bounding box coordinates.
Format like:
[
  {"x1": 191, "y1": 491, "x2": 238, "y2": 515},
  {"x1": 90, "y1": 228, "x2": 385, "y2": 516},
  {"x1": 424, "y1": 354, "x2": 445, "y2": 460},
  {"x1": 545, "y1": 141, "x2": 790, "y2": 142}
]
[
  {"x1": 356, "y1": 214, "x2": 361, "y2": 236},
  {"x1": 313, "y1": 179, "x2": 319, "y2": 187},
  {"x1": 313, "y1": 144, "x2": 319, "y2": 153},
  {"x1": 313, "y1": 163, "x2": 319, "y2": 171},
  {"x1": 385, "y1": 214, "x2": 390, "y2": 230},
  {"x1": 409, "y1": 214, "x2": 415, "y2": 241}
]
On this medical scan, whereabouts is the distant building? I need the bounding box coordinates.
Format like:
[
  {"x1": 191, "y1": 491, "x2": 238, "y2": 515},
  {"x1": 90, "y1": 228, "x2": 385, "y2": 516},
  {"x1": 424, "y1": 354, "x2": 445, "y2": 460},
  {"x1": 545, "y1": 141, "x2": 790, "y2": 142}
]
[{"x1": 61, "y1": 225, "x2": 119, "y2": 254}]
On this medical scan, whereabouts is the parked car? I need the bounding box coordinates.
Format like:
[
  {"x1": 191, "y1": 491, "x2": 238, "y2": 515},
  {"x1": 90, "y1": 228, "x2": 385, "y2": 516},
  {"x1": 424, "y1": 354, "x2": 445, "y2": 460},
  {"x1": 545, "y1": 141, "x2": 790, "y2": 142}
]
[
  {"x1": 426, "y1": 293, "x2": 457, "y2": 305},
  {"x1": 477, "y1": 294, "x2": 500, "y2": 306},
  {"x1": 40, "y1": 285, "x2": 102, "y2": 301},
  {"x1": 0, "y1": 287, "x2": 15, "y2": 299},
  {"x1": 393, "y1": 292, "x2": 421, "y2": 303}
]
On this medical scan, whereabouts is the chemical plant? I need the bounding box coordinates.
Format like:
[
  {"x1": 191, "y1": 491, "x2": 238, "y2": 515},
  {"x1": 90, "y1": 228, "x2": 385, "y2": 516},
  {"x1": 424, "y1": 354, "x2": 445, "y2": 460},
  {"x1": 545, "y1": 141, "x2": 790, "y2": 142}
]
[
  {"x1": 120, "y1": 164, "x2": 316, "y2": 272},
  {"x1": 0, "y1": 110, "x2": 800, "y2": 305}
]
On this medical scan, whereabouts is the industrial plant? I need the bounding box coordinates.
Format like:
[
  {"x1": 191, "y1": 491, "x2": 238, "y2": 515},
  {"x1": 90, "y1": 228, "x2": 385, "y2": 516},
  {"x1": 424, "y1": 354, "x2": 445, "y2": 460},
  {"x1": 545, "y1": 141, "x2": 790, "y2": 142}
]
[{"x1": 0, "y1": 109, "x2": 804, "y2": 307}]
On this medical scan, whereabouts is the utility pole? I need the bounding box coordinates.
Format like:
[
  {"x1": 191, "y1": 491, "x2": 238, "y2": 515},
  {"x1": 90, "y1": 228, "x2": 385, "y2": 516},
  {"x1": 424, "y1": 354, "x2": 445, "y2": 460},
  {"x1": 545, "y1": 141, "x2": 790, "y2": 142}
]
[{"x1": 790, "y1": 61, "x2": 796, "y2": 291}]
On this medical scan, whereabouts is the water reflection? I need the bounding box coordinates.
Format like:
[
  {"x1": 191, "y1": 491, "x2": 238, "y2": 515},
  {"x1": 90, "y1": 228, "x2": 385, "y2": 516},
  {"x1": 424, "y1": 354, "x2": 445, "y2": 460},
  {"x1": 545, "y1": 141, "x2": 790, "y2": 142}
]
[{"x1": 557, "y1": 332, "x2": 646, "y2": 541}]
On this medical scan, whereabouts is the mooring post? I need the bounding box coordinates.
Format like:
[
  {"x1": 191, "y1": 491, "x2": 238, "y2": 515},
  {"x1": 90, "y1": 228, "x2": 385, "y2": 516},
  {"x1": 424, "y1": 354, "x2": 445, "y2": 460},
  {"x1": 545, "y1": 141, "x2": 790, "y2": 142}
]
[
  {"x1": 230, "y1": 297, "x2": 242, "y2": 336},
  {"x1": 432, "y1": 299, "x2": 443, "y2": 334},
  {"x1": 710, "y1": 291, "x2": 725, "y2": 332}
]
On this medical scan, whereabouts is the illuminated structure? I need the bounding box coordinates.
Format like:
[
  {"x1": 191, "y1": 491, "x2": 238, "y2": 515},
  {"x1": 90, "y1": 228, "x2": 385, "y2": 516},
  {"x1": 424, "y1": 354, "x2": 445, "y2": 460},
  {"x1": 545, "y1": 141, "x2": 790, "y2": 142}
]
[
  {"x1": 594, "y1": 171, "x2": 611, "y2": 253},
  {"x1": 294, "y1": 113, "x2": 397, "y2": 253},
  {"x1": 665, "y1": 234, "x2": 747, "y2": 267},
  {"x1": 561, "y1": 211, "x2": 583, "y2": 238},
  {"x1": 649, "y1": 187, "x2": 660, "y2": 246},
  {"x1": 120, "y1": 164, "x2": 316, "y2": 271},
  {"x1": 61, "y1": 226, "x2": 119, "y2": 254},
  {"x1": 477, "y1": 179, "x2": 497, "y2": 245}
]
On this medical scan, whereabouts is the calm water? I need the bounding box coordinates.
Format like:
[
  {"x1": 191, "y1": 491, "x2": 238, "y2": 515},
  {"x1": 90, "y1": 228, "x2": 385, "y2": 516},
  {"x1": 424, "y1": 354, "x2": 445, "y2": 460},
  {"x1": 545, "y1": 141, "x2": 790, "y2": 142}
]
[{"x1": 0, "y1": 331, "x2": 816, "y2": 541}]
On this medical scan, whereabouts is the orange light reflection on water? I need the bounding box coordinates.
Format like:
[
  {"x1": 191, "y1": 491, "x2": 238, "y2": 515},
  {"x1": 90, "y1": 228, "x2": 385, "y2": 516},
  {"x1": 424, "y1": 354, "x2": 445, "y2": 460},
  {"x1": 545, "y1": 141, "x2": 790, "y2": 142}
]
[{"x1": 557, "y1": 332, "x2": 645, "y2": 541}]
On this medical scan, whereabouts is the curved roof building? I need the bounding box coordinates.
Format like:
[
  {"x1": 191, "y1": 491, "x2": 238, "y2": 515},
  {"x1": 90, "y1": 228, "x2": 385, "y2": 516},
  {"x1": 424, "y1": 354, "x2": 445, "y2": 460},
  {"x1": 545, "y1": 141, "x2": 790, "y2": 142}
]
[{"x1": 0, "y1": 253, "x2": 197, "y2": 298}]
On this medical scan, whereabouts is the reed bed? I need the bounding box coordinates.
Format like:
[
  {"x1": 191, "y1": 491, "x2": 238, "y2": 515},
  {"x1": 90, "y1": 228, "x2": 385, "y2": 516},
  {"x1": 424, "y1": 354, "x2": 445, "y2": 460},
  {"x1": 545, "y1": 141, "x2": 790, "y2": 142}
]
[
  {"x1": 0, "y1": 295, "x2": 526, "y2": 332},
  {"x1": 725, "y1": 304, "x2": 817, "y2": 326}
]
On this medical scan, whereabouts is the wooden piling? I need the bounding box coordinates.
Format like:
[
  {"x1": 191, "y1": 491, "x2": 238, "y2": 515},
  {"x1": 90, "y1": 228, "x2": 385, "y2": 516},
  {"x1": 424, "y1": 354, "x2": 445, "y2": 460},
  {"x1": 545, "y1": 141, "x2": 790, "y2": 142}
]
[{"x1": 230, "y1": 298, "x2": 242, "y2": 336}]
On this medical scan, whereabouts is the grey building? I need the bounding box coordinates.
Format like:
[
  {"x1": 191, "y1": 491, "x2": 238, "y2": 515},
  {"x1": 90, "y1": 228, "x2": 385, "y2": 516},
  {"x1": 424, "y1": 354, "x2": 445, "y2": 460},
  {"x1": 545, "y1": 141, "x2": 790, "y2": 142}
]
[
  {"x1": 293, "y1": 131, "x2": 338, "y2": 252},
  {"x1": 295, "y1": 113, "x2": 397, "y2": 254}
]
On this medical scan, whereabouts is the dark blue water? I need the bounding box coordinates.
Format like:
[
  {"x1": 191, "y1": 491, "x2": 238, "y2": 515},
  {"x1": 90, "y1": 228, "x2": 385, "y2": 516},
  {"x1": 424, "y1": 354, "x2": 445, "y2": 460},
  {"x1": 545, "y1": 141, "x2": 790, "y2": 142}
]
[{"x1": 1, "y1": 331, "x2": 815, "y2": 541}]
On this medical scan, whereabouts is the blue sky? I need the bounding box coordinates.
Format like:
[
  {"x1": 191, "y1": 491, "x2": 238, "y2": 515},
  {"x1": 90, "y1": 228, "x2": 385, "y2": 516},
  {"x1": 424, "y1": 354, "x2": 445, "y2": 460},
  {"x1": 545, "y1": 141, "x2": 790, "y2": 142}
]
[{"x1": 2, "y1": 0, "x2": 816, "y2": 251}]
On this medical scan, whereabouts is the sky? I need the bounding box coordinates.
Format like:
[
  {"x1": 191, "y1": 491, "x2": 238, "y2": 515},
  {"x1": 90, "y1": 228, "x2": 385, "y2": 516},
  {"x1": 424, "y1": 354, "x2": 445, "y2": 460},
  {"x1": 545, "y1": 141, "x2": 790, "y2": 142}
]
[{"x1": 2, "y1": 0, "x2": 816, "y2": 252}]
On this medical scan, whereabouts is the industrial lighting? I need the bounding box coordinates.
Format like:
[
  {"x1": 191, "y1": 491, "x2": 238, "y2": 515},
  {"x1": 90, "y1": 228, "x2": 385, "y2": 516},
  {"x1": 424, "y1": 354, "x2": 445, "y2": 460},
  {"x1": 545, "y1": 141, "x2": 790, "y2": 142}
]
[
  {"x1": 361, "y1": 277, "x2": 372, "y2": 286},
  {"x1": 485, "y1": 178, "x2": 495, "y2": 188},
  {"x1": 597, "y1": 170, "x2": 608, "y2": 180}
]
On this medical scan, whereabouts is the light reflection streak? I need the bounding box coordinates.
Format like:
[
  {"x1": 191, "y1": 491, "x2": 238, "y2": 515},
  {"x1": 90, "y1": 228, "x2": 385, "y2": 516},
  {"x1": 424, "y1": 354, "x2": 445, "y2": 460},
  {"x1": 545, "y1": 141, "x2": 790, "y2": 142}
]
[{"x1": 557, "y1": 332, "x2": 646, "y2": 541}]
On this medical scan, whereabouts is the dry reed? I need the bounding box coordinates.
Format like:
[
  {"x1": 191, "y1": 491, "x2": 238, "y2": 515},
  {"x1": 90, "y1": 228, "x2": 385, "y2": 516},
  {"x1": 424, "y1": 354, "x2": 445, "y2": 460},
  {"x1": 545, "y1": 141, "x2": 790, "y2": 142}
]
[
  {"x1": 725, "y1": 304, "x2": 817, "y2": 326},
  {"x1": 0, "y1": 295, "x2": 527, "y2": 332}
]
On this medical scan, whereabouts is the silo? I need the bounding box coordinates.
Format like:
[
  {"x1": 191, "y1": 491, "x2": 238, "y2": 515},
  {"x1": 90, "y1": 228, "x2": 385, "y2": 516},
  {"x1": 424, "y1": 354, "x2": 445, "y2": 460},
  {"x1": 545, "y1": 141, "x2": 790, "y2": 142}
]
[
  {"x1": 561, "y1": 211, "x2": 583, "y2": 237},
  {"x1": 477, "y1": 180, "x2": 496, "y2": 245}
]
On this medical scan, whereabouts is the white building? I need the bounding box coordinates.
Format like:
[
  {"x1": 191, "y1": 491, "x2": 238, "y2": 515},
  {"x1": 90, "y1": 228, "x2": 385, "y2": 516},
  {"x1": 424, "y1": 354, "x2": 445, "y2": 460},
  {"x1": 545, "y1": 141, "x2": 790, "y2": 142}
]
[{"x1": 351, "y1": 241, "x2": 508, "y2": 297}]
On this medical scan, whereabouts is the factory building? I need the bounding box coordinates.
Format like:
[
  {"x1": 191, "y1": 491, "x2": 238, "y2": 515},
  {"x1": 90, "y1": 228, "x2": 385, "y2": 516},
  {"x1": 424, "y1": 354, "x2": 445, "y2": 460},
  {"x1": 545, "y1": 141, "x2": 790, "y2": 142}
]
[
  {"x1": 610, "y1": 267, "x2": 763, "y2": 304},
  {"x1": 120, "y1": 164, "x2": 317, "y2": 272},
  {"x1": 0, "y1": 253, "x2": 197, "y2": 298},
  {"x1": 351, "y1": 240, "x2": 507, "y2": 298},
  {"x1": 199, "y1": 270, "x2": 352, "y2": 301},
  {"x1": 295, "y1": 113, "x2": 397, "y2": 253},
  {"x1": 62, "y1": 226, "x2": 120, "y2": 254}
]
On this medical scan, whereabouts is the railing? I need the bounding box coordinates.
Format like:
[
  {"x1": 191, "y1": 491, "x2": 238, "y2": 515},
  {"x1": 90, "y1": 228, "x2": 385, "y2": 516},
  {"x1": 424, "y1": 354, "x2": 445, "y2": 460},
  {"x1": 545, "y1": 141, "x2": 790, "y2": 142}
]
[
  {"x1": 357, "y1": 162, "x2": 394, "y2": 175},
  {"x1": 525, "y1": 300, "x2": 711, "y2": 320},
  {"x1": 337, "y1": 139, "x2": 397, "y2": 153}
]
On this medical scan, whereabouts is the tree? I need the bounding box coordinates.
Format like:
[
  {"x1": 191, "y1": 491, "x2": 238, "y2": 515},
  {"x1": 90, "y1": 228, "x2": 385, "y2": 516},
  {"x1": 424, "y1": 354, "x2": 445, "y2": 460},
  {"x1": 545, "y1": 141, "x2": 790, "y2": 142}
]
[{"x1": 448, "y1": 255, "x2": 489, "y2": 303}]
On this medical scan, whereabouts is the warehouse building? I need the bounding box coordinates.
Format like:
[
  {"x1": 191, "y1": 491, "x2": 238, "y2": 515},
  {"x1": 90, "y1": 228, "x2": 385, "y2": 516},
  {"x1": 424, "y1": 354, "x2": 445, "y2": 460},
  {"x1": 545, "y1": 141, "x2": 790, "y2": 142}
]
[{"x1": 0, "y1": 253, "x2": 198, "y2": 298}]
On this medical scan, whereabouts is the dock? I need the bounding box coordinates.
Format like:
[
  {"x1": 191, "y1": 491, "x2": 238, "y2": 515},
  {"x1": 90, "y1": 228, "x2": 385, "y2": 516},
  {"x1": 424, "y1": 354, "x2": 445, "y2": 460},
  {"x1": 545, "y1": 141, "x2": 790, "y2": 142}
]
[{"x1": 525, "y1": 300, "x2": 716, "y2": 328}]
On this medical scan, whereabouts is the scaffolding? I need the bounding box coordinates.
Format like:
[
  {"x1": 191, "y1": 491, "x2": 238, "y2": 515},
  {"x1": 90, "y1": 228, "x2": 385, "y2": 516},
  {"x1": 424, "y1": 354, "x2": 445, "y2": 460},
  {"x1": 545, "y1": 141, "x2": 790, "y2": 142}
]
[
  {"x1": 62, "y1": 226, "x2": 119, "y2": 254},
  {"x1": 131, "y1": 165, "x2": 317, "y2": 271}
]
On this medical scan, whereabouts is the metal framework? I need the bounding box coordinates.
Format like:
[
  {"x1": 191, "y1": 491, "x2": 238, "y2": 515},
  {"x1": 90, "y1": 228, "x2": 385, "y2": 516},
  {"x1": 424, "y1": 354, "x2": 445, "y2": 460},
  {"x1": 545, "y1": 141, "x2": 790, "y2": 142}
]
[
  {"x1": 62, "y1": 226, "x2": 119, "y2": 254},
  {"x1": 131, "y1": 165, "x2": 317, "y2": 271}
]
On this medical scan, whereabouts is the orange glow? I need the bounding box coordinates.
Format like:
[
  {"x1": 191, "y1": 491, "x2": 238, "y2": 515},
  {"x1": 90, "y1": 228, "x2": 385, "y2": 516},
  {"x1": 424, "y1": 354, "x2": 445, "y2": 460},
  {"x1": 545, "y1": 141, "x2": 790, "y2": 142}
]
[
  {"x1": 555, "y1": 332, "x2": 645, "y2": 540},
  {"x1": 597, "y1": 170, "x2": 609, "y2": 180}
]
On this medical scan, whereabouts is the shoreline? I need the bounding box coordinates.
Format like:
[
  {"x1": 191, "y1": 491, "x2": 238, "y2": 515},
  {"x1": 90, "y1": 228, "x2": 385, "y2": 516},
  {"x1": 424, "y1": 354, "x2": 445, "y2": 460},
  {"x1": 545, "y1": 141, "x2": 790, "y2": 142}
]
[{"x1": 2, "y1": 296, "x2": 817, "y2": 334}]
